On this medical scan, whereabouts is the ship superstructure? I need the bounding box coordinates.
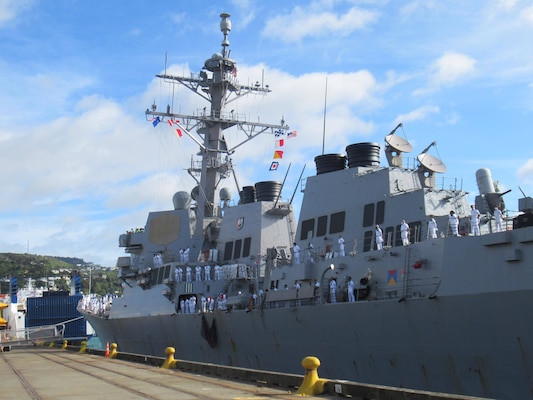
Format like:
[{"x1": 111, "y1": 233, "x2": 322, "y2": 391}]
[{"x1": 80, "y1": 13, "x2": 533, "y2": 400}]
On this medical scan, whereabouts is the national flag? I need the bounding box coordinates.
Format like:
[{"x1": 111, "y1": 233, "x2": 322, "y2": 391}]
[
  {"x1": 273, "y1": 150, "x2": 283, "y2": 159},
  {"x1": 287, "y1": 130, "x2": 297, "y2": 139},
  {"x1": 152, "y1": 116, "x2": 161, "y2": 127},
  {"x1": 175, "y1": 128, "x2": 182, "y2": 138},
  {"x1": 274, "y1": 129, "x2": 285, "y2": 137},
  {"x1": 168, "y1": 119, "x2": 174, "y2": 126},
  {"x1": 231, "y1": 67, "x2": 237, "y2": 77},
  {"x1": 269, "y1": 161, "x2": 279, "y2": 171},
  {"x1": 275, "y1": 139, "x2": 285, "y2": 147}
]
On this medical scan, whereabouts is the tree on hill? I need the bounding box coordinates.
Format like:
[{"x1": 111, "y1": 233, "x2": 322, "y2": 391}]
[{"x1": 0, "y1": 253, "x2": 122, "y2": 296}]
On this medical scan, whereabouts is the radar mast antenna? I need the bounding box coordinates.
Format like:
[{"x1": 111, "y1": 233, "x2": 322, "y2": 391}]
[{"x1": 145, "y1": 13, "x2": 290, "y2": 239}]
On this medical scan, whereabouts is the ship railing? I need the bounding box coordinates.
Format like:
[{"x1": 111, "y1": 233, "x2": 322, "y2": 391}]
[
  {"x1": 263, "y1": 284, "x2": 319, "y2": 309},
  {"x1": 1, "y1": 323, "x2": 66, "y2": 347},
  {"x1": 374, "y1": 276, "x2": 440, "y2": 301},
  {"x1": 220, "y1": 263, "x2": 259, "y2": 280}
]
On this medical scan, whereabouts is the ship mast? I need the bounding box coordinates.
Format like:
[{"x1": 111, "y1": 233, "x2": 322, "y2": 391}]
[{"x1": 146, "y1": 13, "x2": 289, "y2": 239}]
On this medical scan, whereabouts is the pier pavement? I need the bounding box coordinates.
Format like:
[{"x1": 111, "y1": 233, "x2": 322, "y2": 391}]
[
  {"x1": 1, "y1": 345, "x2": 489, "y2": 399},
  {"x1": 1, "y1": 346, "x2": 331, "y2": 399}
]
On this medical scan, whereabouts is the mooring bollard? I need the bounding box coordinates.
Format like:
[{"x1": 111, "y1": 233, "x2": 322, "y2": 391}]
[
  {"x1": 109, "y1": 343, "x2": 118, "y2": 359},
  {"x1": 79, "y1": 340, "x2": 87, "y2": 353},
  {"x1": 61, "y1": 340, "x2": 68, "y2": 349},
  {"x1": 161, "y1": 347, "x2": 178, "y2": 369},
  {"x1": 296, "y1": 356, "x2": 328, "y2": 396}
]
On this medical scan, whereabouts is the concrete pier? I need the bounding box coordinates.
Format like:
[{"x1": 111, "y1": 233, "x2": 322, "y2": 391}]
[
  {"x1": 1, "y1": 345, "x2": 488, "y2": 399},
  {"x1": 1, "y1": 347, "x2": 322, "y2": 399}
]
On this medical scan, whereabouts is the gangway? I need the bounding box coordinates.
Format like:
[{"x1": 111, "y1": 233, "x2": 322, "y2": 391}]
[{"x1": 1, "y1": 316, "x2": 84, "y2": 351}]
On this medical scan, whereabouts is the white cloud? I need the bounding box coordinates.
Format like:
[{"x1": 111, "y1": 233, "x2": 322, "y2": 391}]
[
  {"x1": 395, "y1": 105, "x2": 440, "y2": 125},
  {"x1": 517, "y1": 159, "x2": 533, "y2": 184},
  {"x1": 0, "y1": 0, "x2": 33, "y2": 26},
  {"x1": 432, "y1": 52, "x2": 477, "y2": 85},
  {"x1": 521, "y1": 6, "x2": 533, "y2": 25},
  {"x1": 263, "y1": 5, "x2": 378, "y2": 43},
  {"x1": 414, "y1": 52, "x2": 477, "y2": 95}
]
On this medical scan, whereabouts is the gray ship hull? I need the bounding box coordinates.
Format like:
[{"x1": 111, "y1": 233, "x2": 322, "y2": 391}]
[
  {"x1": 81, "y1": 13, "x2": 533, "y2": 400},
  {"x1": 84, "y1": 284, "x2": 533, "y2": 399}
]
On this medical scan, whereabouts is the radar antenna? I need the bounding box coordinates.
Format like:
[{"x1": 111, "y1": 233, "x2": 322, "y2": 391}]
[
  {"x1": 416, "y1": 141, "x2": 446, "y2": 188},
  {"x1": 384, "y1": 123, "x2": 412, "y2": 167}
]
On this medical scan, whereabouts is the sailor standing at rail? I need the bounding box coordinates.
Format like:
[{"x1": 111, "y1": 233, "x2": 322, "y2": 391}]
[
  {"x1": 401, "y1": 220, "x2": 410, "y2": 246},
  {"x1": 494, "y1": 205, "x2": 503, "y2": 232},
  {"x1": 338, "y1": 235, "x2": 345, "y2": 256},
  {"x1": 186, "y1": 265, "x2": 192, "y2": 282},
  {"x1": 175, "y1": 266, "x2": 183, "y2": 283},
  {"x1": 195, "y1": 265, "x2": 202, "y2": 281},
  {"x1": 429, "y1": 216, "x2": 438, "y2": 239},
  {"x1": 307, "y1": 243, "x2": 314, "y2": 262},
  {"x1": 292, "y1": 243, "x2": 300, "y2": 264},
  {"x1": 183, "y1": 247, "x2": 190, "y2": 263},
  {"x1": 347, "y1": 276, "x2": 355, "y2": 302},
  {"x1": 329, "y1": 277, "x2": 337, "y2": 303},
  {"x1": 375, "y1": 225, "x2": 383, "y2": 250},
  {"x1": 470, "y1": 205, "x2": 481, "y2": 236},
  {"x1": 449, "y1": 211, "x2": 459, "y2": 236},
  {"x1": 204, "y1": 264, "x2": 211, "y2": 280}
]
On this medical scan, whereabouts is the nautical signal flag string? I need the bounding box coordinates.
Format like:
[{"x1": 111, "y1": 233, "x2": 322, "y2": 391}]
[
  {"x1": 152, "y1": 116, "x2": 183, "y2": 137},
  {"x1": 269, "y1": 129, "x2": 297, "y2": 171}
]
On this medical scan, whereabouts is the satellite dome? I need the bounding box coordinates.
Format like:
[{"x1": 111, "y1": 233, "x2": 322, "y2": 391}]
[
  {"x1": 173, "y1": 191, "x2": 191, "y2": 210},
  {"x1": 220, "y1": 187, "x2": 231, "y2": 201}
]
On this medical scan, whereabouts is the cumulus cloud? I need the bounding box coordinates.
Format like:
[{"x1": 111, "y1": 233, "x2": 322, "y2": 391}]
[
  {"x1": 414, "y1": 52, "x2": 477, "y2": 95},
  {"x1": 0, "y1": 0, "x2": 33, "y2": 26},
  {"x1": 395, "y1": 105, "x2": 440, "y2": 125},
  {"x1": 263, "y1": 5, "x2": 378, "y2": 43},
  {"x1": 517, "y1": 159, "x2": 533, "y2": 183},
  {"x1": 521, "y1": 6, "x2": 533, "y2": 24}
]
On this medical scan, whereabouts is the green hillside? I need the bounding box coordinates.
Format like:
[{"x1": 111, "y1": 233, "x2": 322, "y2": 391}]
[{"x1": 0, "y1": 253, "x2": 122, "y2": 296}]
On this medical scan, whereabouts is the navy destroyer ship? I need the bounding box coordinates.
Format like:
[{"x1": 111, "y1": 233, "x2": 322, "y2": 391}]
[{"x1": 79, "y1": 13, "x2": 533, "y2": 399}]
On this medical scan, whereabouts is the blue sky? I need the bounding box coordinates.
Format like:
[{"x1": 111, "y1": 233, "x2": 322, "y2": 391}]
[{"x1": 1, "y1": 0, "x2": 533, "y2": 267}]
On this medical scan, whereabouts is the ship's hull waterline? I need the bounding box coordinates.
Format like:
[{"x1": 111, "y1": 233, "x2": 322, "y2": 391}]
[{"x1": 84, "y1": 286, "x2": 533, "y2": 399}]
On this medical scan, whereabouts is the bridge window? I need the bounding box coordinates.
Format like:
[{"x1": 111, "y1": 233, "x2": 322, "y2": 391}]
[
  {"x1": 234, "y1": 239, "x2": 242, "y2": 259},
  {"x1": 224, "y1": 241, "x2": 234, "y2": 261},
  {"x1": 376, "y1": 201, "x2": 385, "y2": 225},
  {"x1": 317, "y1": 215, "x2": 328, "y2": 237},
  {"x1": 329, "y1": 211, "x2": 345, "y2": 234},
  {"x1": 300, "y1": 218, "x2": 315, "y2": 241},
  {"x1": 243, "y1": 237, "x2": 251, "y2": 257},
  {"x1": 363, "y1": 204, "x2": 374, "y2": 227}
]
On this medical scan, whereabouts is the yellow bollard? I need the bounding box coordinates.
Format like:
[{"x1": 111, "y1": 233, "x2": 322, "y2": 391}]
[
  {"x1": 109, "y1": 342, "x2": 118, "y2": 359},
  {"x1": 49, "y1": 341, "x2": 55, "y2": 348},
  {"x1": 62, "y1": 340, "x2": 68, "y2": 349},
  {"x1": 79, "y1": 341, "x2": 87, "y2": 353},
  {"x1": 161, "y1": 347, "x2": 177, "y2": 369},
  {"x1": 296, "y1": 356, "x2": 328, "y2": 396}
]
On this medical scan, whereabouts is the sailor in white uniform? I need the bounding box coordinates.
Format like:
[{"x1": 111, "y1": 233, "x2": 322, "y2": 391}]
[
  {"x1": 292, "y1": 243, "x2": 300, "y2": 264},
  {"x1": 338, "y1": 235, "x2": 345, "y2": 256},
  {"x1": 375, "y1": 225, "x2": 383, "y2": 250},
  {"x1": 329, "y1": 278, "x2": 337, "y2": 303},
  {"x1": 449, "y1": 211, "x2": 459, "y2": 236},
  {"x1": 347, "y1": 276, "x2": 355, "y2": 302},
  {"x1": 470, "y1": 205, "x2": 481, "y2": 236},
  {"x1": 429, "y1": 216, "x2": 438, "y2": 239},
  {"x1": 400, "y1": 220, "x2": 410, "y2": 246}
]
